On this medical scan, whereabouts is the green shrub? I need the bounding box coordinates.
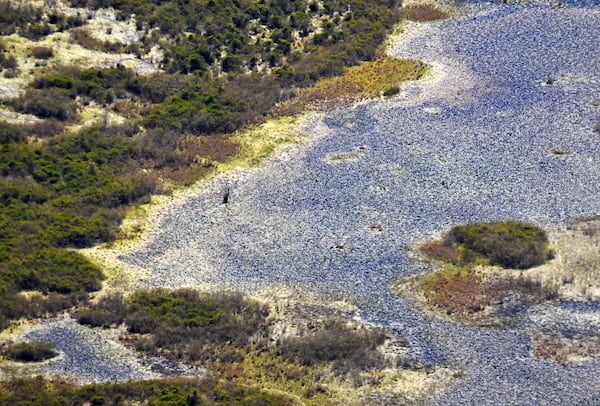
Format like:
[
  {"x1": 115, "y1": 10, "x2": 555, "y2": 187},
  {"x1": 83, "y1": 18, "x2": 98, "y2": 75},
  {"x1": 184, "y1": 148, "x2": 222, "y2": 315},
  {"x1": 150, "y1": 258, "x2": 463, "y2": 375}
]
[
  {"x1": 78, "y1": 289, "x2": 269, "y2": 360},
  {"x1": 444, "y1": 220, "x2": 550, "y2": 269},
  {"x1": 0, "y1": 124, "x2": 161, "y2": 329},
  {"x1": 9, "y1": 88, "x2": 76, "y2": 121},
  {"x1": 0, "y1": 1, "x2": 43, "y2": 36},
  {"x1": 1, "y1": 341, "x2": 58, "y2": 362}
]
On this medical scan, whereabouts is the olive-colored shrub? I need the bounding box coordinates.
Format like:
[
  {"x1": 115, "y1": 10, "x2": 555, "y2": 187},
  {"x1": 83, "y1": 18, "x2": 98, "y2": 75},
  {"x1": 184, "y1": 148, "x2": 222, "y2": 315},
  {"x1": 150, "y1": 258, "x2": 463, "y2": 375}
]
[{"x1": 444, "y1": 220, "x2": 551, "y2": 269}]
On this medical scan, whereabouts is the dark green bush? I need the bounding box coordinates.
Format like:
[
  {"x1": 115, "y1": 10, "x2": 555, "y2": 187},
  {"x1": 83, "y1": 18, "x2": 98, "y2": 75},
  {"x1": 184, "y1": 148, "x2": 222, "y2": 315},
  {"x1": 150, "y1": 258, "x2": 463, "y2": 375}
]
[
  {"x1": 77, "y1": 289, "x2": 269, "y2": 360},
  {"x1": 1, "y1": 342, "x2": 58, "y2": 362},
  {"x1": 444, "y1": 220, "x2": 550, "y2": 269},
  {"x1": 9, "y1": 88, "x2": 76, "y2": 121},
  {"x1": 0, "y1": 124, "x2": 162, "y2": 330}
]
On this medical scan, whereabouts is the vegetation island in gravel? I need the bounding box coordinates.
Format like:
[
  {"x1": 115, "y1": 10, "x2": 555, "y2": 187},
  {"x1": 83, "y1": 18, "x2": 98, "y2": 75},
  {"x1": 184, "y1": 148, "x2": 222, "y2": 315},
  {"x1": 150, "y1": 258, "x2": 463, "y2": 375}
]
[{"x1": 397, "y1": 218, "x2": 600, "y2": 365}]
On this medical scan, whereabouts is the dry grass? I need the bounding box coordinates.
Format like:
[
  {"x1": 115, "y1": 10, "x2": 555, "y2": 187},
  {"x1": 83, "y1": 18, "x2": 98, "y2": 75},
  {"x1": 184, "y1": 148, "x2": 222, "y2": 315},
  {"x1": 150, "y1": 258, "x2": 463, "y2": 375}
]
[
  {"x1": 274, "y1": 57, "x2": 428, "y2": 116},
  {"x1": 403, "y1": 4, "x2": 451, "y2": 22},
  {"x1": 200, "y1": 288, "x2": 459, "y2": 405},
  {"x1": 70, "y1": 28, "x2": 128, "y2": 53},
  {"x1": 220, "y1": 116, "x2": 306, "y2": 170},
  {"x1": 420, "y1": 240, "x2": 459, "y2": 264}
]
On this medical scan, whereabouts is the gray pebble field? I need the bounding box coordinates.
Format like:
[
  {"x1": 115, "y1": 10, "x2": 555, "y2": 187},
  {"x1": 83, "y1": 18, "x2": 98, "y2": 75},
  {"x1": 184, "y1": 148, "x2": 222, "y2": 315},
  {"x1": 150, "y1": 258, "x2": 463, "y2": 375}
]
[{"x1": 23, "y1": 1, "x2": 600, "y2": 403}]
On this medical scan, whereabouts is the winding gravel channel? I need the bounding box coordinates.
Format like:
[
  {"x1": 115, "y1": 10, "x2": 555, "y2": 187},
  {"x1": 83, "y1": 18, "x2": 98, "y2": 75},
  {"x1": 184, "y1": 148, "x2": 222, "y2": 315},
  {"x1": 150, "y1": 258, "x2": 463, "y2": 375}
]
[{"x1": 19, "y1": 1, "x2": 600, "y2": 404}]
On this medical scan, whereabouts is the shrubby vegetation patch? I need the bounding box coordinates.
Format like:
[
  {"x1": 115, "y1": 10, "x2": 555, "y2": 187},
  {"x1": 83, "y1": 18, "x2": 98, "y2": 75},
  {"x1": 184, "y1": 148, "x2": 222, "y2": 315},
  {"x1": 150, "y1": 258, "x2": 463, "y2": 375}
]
[
  {"x1": 77, "y1": 289, "x2": 269, "y2": 360},
  {"x1": 409, "y1": 221, "x2": 557, "y2": 321},
  {"x1": 0, "y1": 376, "x2": 296, "y2": 405},
  {"x1": 425, "y1": 220, "x2": 551, "y2": 270},
  {"x1": 402, "y1": 4, "x2": 450, "y2": 22},
  {"x1": 0, "y1": 341, "x2": 58, "y2": 362}
]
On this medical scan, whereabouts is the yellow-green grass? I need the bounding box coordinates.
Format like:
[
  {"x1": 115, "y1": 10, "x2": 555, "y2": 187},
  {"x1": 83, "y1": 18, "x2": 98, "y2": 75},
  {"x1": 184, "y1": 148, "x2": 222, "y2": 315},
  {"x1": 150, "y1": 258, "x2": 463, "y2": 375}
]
[
  {"x1": 276, "y1": 56, "x2": 428, "y2": 115},
  {"x1": 317, "y1": 56, "x2": 427, "y2": 97}
]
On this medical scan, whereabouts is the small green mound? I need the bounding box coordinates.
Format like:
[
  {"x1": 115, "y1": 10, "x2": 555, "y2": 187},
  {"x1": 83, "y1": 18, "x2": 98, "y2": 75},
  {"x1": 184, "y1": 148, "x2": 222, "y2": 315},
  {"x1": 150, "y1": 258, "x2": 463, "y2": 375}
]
[
  {"x1": 1, "y1": 341, "x2": 58, "y2": 362},
  {"x1": 443, "y1": 220, "x2": 551, "y2": 269}
]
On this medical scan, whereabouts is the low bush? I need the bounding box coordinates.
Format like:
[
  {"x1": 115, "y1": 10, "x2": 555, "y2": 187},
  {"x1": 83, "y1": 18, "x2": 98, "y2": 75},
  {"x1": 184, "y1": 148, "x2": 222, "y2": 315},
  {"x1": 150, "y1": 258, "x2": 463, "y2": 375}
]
[
  {"x1": 417, "y1": 264, "x2": 560, "y2": 318},
  {"x1": 402, "y1": 5, "x2": 450, "y2": 22},
  {"x1": 443, "y1": 220, "x2": 550, "y2": 269},
  {"x1": 0, "y1": 53, "x2": 17, "y2": 71},
  {"x1": 9, "y1": 88, "x2": 77, "y2": 121},
  {"x1": 279, "y1": 318, "x2": 386, "y2": 373},
  {"x1": 70, "y1": 28, "x2": 127, "y2": 53},
  {"x1": 417, "y1": 265, "x2": 485, "y2": 315},
  {"x1": 0, "y1": 124, "x2": 162, "y2": 330},
  {"x1": 0, "y1": 1, "x2": 43, "y2": 36},
  {"x1": 31, "y1": 46, "x2": 54, "y2": 59},
  {"x1": 1, "y1": 342, "x2": 58, "y2": 362},
  {"x1": 77, "y1": 289, "x2": 269, "y2": 361}
]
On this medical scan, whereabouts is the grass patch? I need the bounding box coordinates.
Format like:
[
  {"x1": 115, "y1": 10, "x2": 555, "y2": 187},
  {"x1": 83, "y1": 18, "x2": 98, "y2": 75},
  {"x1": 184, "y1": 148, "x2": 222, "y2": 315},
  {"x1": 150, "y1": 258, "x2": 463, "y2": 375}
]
[
  {"x1": 275, "y1": 57, "x2": 428, "y2": 115},
  {"x1": 220, "y1": 116, "x2": 305, "y2": 170}
]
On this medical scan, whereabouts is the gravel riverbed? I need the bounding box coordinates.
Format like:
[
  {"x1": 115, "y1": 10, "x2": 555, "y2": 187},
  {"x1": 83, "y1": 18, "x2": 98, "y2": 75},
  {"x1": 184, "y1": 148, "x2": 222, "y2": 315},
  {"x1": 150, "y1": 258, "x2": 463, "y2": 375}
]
[{"x1": 16, "y1": 1, "x2": 600, "y2": 403}]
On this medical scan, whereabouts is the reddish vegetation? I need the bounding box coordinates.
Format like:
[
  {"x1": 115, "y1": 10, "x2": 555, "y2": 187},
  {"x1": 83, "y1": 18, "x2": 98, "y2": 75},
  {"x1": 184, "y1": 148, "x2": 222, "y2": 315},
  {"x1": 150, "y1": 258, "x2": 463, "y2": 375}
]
[
  {"x1": 70, "y1": 28, "x2": 127, "y2": 53},
  {"x1": 533, "y1": 335, "x2": 600, "y2": 364},
  {"x1": 420, "y1": 240, "x2": 459, "y2": 264},
  {"x1": 403, "y1": 4, "x2": 450, "y2": 22},
  {"x1": 419, "y1": 264, "x2": 559, "y2": 320},
  {"x1": 422, "y1": 269, "x2": 485, "y2": 315},
  {"x1": 192, "y1": 135, "x2": 240, "y2": 162}
]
